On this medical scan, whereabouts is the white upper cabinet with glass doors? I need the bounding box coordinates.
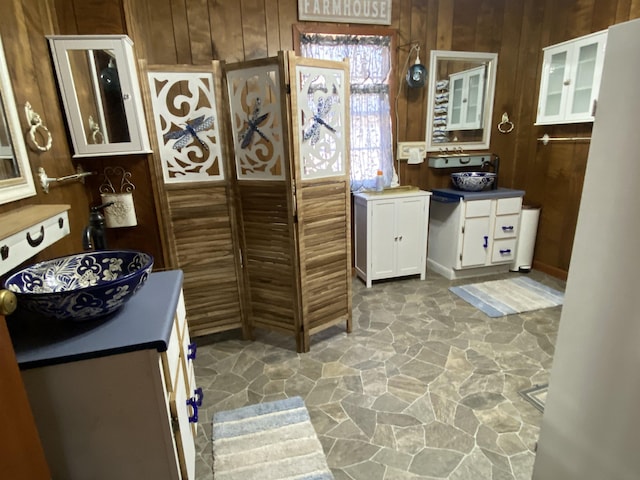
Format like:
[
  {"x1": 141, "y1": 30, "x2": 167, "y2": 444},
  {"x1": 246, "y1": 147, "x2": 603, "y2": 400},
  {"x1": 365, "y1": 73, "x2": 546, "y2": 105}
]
[
  {"x1": 447, "y1": 65, "x2": 485, "y2": 131},
  {"x1": 536, "y1": 30, "x2": 607, "y2": 125}
]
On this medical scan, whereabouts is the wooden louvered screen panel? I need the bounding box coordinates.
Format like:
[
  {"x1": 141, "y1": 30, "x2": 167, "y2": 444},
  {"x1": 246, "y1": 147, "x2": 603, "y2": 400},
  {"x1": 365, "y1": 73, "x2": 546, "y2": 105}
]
[
  {"x1": 166, "y1": 184, "x2": 243, "y2": 336},
  {"x1": 237, "y1": 182, "x2": 299, "y2": 335},
  {"x1": 297, "y1": 182, "x2": 351, "y2": 336}
]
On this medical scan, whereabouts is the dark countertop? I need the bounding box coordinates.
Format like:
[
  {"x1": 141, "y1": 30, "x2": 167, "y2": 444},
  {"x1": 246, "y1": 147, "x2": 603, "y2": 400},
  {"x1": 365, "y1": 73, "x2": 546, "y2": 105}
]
[
  {"x1": 8, "y1": 270, "x2": 183, "y2": 370},
  {"x1": 430, "y1": 187, "x2": 525, "y2": 202}
]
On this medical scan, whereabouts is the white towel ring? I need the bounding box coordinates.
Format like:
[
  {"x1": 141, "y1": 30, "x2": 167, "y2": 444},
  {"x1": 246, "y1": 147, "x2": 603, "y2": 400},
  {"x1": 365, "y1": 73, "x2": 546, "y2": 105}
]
[
  {"x1": 25, "y1": 102, "x2": 53, "y2": 152},
  {"x1": 497, "y1": 112, "x2": 514, "y2": 134}
]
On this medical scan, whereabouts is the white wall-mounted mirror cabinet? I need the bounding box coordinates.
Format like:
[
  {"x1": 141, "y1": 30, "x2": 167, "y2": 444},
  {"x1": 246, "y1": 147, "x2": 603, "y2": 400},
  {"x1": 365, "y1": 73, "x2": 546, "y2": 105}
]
[
  {"x1": 47, "y1": 35, "x2": 151, "y2": 158},
  {"x1": 425, "y1": 50, "x2": 498, "y2": 152},
  {"x1": 0, "y1": 35, "x2": 36, "y2": 205}
]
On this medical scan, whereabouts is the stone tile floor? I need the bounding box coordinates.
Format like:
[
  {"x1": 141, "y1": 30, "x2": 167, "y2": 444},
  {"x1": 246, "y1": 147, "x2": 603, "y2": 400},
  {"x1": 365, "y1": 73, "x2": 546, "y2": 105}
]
[{"x1": 193, "y1": 270, "x2": 564, "y2": 479}]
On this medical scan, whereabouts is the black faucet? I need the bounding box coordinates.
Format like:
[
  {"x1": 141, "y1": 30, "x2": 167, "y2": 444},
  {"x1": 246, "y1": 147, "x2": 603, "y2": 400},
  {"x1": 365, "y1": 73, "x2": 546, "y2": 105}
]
[
  {"x1": 83, "y1": 202, "x2": 114, "y2": 250},
  {"x1": 482, "y1": 155, "x2": 500, "y2": 190}
]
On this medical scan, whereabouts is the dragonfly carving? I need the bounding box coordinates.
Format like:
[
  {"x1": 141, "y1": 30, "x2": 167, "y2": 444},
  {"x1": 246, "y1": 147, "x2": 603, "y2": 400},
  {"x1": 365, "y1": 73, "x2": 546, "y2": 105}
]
[
  {"x1": 163, "y1": 115, "x2": 215, "y2": 151},
  {"x1": 238, "y1": 98, "x2": 270, "y2": 149},
  {"x1": 303, "y1": 96, "x2": 336, "y2": 146}
]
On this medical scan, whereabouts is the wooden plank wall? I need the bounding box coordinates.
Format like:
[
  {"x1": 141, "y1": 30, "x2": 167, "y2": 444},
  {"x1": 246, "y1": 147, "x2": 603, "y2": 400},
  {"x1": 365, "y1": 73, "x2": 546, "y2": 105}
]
[
  {"x1": 0, "y1": 0, "x2": 92, "y2": 271},
  {"x1": 51, "y1": 0, "x2": 640, "y2": 279}
]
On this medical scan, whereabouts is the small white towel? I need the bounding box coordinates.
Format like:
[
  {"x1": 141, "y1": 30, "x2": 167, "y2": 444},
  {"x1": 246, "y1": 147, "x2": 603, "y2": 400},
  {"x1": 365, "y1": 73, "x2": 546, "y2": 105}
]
[{"x1": 407, "y1": 147, "x2": 424, "y2": 164}]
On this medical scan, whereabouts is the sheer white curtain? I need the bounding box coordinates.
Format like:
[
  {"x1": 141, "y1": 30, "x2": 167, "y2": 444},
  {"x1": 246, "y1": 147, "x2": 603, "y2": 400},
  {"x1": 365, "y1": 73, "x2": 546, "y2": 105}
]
[{"x1": 300, "y1": 34, "x2": 393, "y2": 191}]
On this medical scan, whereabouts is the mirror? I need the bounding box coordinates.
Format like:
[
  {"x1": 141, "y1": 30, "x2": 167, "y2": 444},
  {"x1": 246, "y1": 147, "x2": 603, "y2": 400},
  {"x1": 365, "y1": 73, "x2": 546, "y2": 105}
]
[
  {"x1": 0, "y1": 35, "x2": 36, "y2": 205},
  {"x1": 425, "y1": 50, "x2": 498, "y2": 152},
  {"x1": 48, "y1": 35, "x2": 151, "y2": 157}
]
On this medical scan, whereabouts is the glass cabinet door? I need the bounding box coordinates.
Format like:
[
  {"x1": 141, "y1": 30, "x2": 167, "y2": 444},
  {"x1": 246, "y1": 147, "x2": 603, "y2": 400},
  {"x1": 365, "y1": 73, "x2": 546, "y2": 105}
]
[{"x1": 565, "y1": 34, "x2": 607, "y2": 122}]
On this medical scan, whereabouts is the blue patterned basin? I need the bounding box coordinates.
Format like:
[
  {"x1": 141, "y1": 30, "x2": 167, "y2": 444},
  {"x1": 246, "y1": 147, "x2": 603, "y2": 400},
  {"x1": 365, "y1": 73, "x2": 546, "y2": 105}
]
[
  {"x1": 4, "y1": 250, "x2": 153, "y2": 321},
  {"x1": 451, "y1": 172, "x2": 496, "y2": 191}
]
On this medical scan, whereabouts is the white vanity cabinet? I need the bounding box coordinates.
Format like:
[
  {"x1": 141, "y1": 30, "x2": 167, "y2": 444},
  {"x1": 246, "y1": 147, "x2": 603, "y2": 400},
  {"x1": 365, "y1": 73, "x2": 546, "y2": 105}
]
[
  {"x1": 536, "y1": 30, "x2": 607, "y2": 125},
  {"x1": 13, "y1": 271, "x2": 199, "y2": 480},
  {"x1": 428, "y1": 190, "x2": 523, "y2": 280},
  {"x1": 354, "y1": 189, "x2": 431, "y2": 288}
]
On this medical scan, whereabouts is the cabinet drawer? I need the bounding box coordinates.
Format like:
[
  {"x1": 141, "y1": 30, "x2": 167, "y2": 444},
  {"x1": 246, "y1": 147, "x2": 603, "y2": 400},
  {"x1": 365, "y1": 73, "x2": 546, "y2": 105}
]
[
  {"x1": 170, "y1": 362, "x2": 197, "y2": 480},
  {"x1": 0, "y1": 210, "x2": 70, "y2": 274},
  {"x1": 496, "y1": 197, "x2": 522, "y2": 215},
  {"x1": 175, "y1": 291, "x2": 187, "y2": 339},
  {"x1": 464, "y1": 200, "x2": 491, "y2": 218},
  {"x1": 161, "y1": 319, "x2": 180, "y2": 394},
  {"x1": 492, "y1": 238, "x2": 517, "y2": 263},
  {"x1": 494, "y1": 214, "x2": 520, "y2": 239}
]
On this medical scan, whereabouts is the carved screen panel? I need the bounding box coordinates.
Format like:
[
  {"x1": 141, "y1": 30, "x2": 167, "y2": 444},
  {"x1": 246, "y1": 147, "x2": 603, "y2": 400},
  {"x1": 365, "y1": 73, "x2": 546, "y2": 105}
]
[
  {"x1": 293, "y1": 65, "x2": 347, "y2": 180},
  {"x1": 225, "y1": 65, "x2": 286, "y2": 181},
  {"x1": 147, "y1": 71, "x2": 224, "y2": 183}
]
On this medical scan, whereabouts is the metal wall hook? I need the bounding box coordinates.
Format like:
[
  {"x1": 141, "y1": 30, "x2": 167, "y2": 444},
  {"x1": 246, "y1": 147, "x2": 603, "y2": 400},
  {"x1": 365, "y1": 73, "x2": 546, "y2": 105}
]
[{"x1": 38, "y1": 165, "x2": 96, "y2": 193}]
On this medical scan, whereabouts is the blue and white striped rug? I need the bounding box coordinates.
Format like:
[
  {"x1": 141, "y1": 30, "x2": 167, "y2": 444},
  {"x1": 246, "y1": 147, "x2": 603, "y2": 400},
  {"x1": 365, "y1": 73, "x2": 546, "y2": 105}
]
[
  {"x1": 212, "y1": 396, "x2": 334, "y2": 480},
  {"x1": 450, "y1": 276, "x2": 564, "y2": 317}
]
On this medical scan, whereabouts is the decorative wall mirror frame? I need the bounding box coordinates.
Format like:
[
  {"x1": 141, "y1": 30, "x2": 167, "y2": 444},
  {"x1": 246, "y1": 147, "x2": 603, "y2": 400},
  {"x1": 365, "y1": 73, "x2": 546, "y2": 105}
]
[
  {"x1": 0, "y1": 35, "x2": 36, "y2": 205},
  {"x1": 425, "y1": 50, "x2": 498, "y2": 152},
  {"x1": 47, "y1": 35, "x2": 151, "y2": 158}
]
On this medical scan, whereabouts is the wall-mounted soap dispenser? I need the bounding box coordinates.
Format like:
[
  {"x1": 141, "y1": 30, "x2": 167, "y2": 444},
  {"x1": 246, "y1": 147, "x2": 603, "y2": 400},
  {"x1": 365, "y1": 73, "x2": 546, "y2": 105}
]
[{"x1": 82, "y1": 202, "x2": 113, "y2": 250}]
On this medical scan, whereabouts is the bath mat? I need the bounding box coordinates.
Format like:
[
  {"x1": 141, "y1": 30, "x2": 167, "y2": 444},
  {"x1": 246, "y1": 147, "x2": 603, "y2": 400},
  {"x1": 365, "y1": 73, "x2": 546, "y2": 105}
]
[
  {"x1": 449, "y1": 276, "x2": 564, "y2": 317},
  {"x1": 212, "y1": 396, "x2": 334, "y2": 480},
  {"x1": 520, "y1": 383, "x2": 549, "y2": 412}
]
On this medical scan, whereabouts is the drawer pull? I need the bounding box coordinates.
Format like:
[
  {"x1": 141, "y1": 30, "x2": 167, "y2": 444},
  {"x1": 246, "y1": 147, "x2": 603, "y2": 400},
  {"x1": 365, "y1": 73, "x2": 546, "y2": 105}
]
[
  {"x1": 186, "y1": 397, "x2": 199, "y2": 423},
  {"x1": 187, "y1": 342, "x2": 197, "y2": 360},
  {"x1": 194, "y1": 387, "x2": 204, "y2": 407},
  {"x1": 501, "y1": 225, "x2": 514, "y2": 232},
  {"x1": 1, "y1": 245, "x2": 8, "y2": 260},
  {"x1": 26, "y1": 226, "x2": 45, "y2": 247},
  {"x1": 483, "y1": 236, "x2": 488, "y2": 248},
  {"x1": 499, "y1": 249, "x2": 512, "y2": 255},
  {"x1": 58, "y1": 217, "x2": 65, "y2": 229}
]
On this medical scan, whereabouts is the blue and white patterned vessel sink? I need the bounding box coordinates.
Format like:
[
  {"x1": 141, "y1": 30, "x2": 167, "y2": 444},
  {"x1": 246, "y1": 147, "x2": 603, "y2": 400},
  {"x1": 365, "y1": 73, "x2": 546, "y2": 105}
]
[
  {"x1": 451, "y1": 172, "x2": 496, "y2": 191},
  {"x1": 4, "y1": 250, "x2": 153, "y2": 321}
]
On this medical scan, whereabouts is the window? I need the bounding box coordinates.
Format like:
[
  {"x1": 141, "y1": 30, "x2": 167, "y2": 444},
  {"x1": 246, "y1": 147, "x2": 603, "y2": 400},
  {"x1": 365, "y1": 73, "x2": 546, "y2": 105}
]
[{"x1": 295, "y1": 26, "x2": 396, "y2": 191}]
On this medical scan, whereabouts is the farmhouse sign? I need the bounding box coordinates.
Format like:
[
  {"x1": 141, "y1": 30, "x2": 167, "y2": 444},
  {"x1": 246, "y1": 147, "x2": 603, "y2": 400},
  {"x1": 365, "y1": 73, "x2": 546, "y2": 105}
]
[{"x1": 298, "y1": 0, "x2": 392, "y2": 25}]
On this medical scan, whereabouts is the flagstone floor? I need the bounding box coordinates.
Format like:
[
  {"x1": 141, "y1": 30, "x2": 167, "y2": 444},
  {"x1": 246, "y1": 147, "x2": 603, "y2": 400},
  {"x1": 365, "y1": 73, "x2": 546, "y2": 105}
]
[{"x1": 193, "y1": 270, "x2": 564, "y2": 479}]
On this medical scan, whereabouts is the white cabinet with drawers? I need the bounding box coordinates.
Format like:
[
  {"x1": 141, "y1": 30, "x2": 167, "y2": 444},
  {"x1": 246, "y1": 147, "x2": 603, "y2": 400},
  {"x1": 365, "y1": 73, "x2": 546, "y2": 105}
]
[
  {"x1": 354, "y1": 189, "x2": 432, "y2": 288},
  {"x1": 14, "y1": 271, "x2": 199, "y2": 480},
  {"x1": 428, "y1": 191, "x2": 523, "y2": 280}
]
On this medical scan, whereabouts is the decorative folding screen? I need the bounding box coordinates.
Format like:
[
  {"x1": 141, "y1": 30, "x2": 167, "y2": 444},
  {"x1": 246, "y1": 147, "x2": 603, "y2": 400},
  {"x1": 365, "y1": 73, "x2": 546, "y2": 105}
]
[{"x1": 224, "y1": 53, "x2": 351, "y2": 352}]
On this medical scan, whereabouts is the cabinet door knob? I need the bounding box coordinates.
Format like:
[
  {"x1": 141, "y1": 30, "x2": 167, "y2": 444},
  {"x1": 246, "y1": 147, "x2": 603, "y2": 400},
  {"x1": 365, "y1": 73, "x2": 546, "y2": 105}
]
[
  {"x1": 563, "y1": 79, "x2": 571, "y2": 86},
  {"x1": 194, "y1": 387, "x2": 204, "y2": 407},
  {"x1": 483, "y1": 236, "x2": 488, "y2": 248},
  {"x1": 0, "y1": 289, "x2": 17, "y2": 315},
  {"x1": 187, "y1": 342, "x2": 197, "y2": 360}
]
